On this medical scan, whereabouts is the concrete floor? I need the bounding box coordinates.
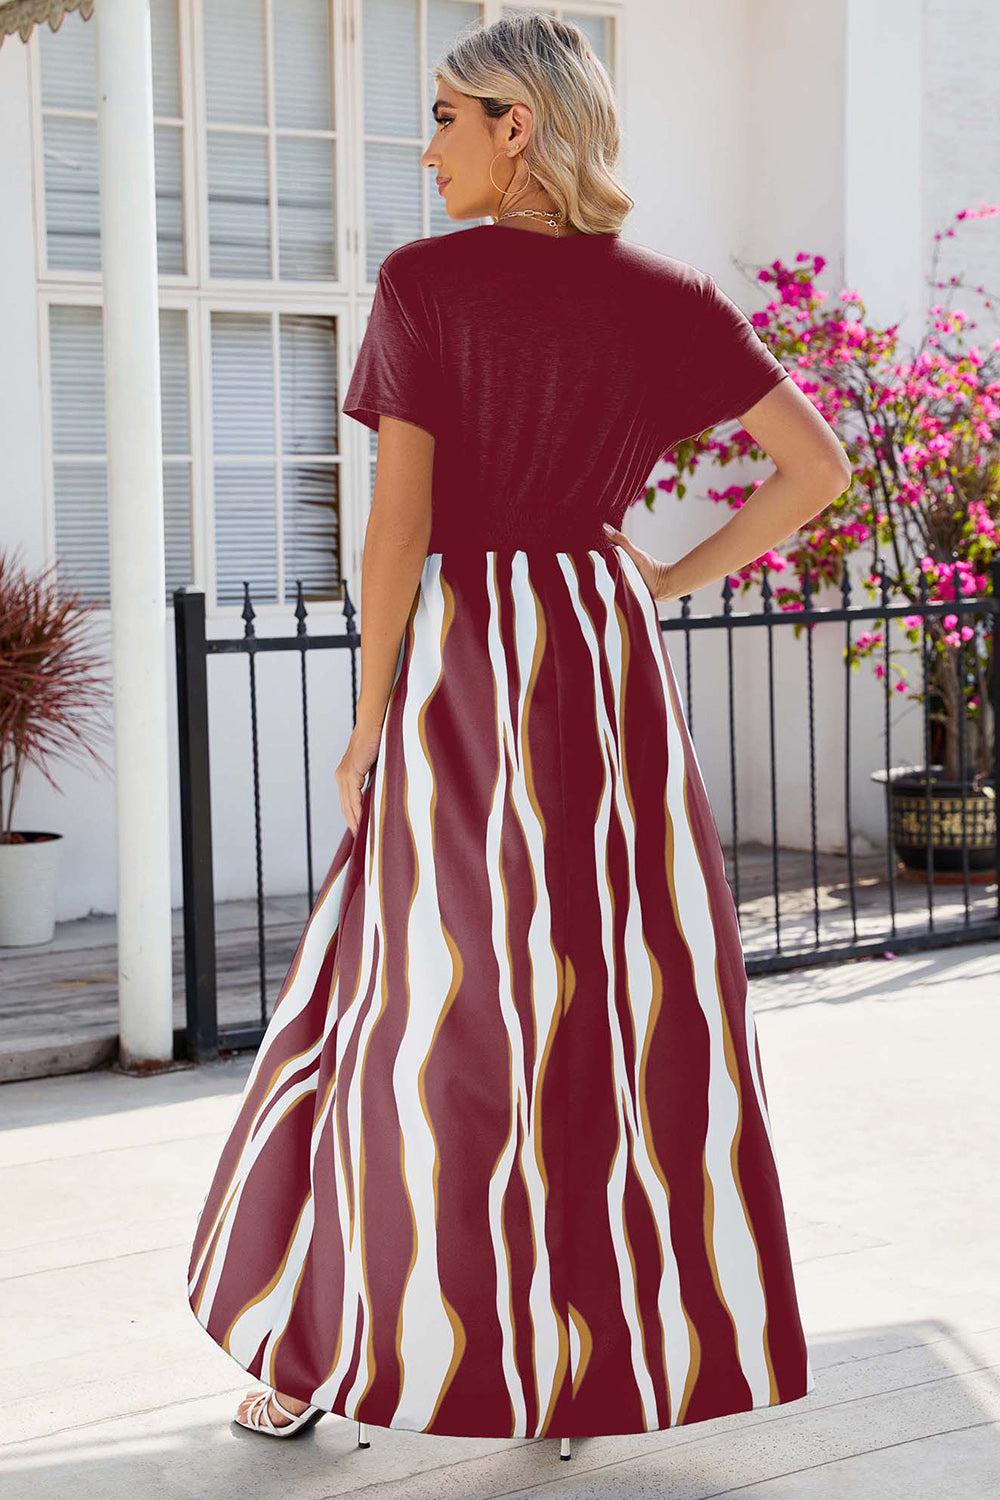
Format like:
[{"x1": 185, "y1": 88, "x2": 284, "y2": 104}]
[{"x1": 0, "y1": 939, "x2": 998, "y2": 1498}]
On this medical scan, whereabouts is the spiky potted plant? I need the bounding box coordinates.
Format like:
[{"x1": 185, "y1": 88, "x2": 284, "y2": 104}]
[
  {"x1": 642, "y1": 200, "x2": 999, "y2": 880},
  {"x1": 0, "y1": 547, "x2": 112, "y2": 945}
]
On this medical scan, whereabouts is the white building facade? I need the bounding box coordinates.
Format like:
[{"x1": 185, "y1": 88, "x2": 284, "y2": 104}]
[{"x1": 1, "y1": 0, "x2": 980, "y2": 924}]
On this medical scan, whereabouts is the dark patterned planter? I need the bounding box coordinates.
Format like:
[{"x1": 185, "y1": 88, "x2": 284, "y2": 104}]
[{"x1": 871, "y1": 765, "x2": 997, "y2": 880}]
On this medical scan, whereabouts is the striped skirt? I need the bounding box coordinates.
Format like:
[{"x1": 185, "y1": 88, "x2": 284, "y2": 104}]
[{"x1": 186, "y1": 541, "x2": 814, "y2": 1439}]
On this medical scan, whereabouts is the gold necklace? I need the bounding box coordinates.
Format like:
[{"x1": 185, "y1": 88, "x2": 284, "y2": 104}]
[{"x1": 495, "y1": 207, "x2": 567, "y2": 236}]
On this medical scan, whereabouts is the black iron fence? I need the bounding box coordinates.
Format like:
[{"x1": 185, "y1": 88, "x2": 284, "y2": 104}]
[
  {"x1": 175, "y1": 581, "x2": 360, "y2": 1061},
  {"x1": 663, "y1": 555, "x2": 1000, "y2": 974},
  {"x1": 175, "y1": 558, "x2": 999, "y2": 1061}
]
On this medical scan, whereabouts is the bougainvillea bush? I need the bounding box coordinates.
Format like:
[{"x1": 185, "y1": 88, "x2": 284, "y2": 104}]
[{"x1": 645, "y1": 203, "x2": 1000, "y2": 783}]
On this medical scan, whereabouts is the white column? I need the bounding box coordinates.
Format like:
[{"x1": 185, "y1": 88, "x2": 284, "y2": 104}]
[{"x1": 94, "y1": 0, "x2": 174, "y2": 1068}]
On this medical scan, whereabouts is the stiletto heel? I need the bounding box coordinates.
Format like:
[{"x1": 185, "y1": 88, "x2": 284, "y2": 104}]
[
  {"x1": 358, "y1": 1420, "x2": 370, "y2": 1447},
  {"x1": 560, "y1": 1436, "x2": 572, "y2": 1459}
]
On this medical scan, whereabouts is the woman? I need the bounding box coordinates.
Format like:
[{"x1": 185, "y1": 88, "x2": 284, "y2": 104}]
[{"x1": 188, "y1": 12, "x2": 848, "y2": 1453}]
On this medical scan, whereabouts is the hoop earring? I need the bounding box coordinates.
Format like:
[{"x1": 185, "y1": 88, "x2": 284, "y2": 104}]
[{"x1": 489, "y1": 149, "x2": 533, "y2": 220}]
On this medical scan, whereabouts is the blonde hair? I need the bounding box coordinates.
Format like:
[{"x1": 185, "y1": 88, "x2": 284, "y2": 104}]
[{"x1": 434, "y1": 11, "x2": 634, "y2": 236}]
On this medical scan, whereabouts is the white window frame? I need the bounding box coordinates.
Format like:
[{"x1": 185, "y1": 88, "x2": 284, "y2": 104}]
[
  {"x1": 36, "y1": 287, "x2": 205, "y2": 596},
  {"x1": 28, "y1": 0, "x2": 623, "y2": 619}
]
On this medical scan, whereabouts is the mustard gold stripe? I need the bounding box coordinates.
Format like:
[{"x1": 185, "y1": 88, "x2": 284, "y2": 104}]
[{"x1": 537, "y1": 1302, "x2": 569, "y2": 1436}]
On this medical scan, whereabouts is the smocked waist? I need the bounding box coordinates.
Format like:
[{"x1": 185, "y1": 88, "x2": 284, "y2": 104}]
[{"x1": 426, "y1": 526, "x2": 616, "y2": 557}]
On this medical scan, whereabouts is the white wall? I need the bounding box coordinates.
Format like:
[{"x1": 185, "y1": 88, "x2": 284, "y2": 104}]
[
  {"x1": 623, "y1": 0, "x2": 934, "y2": 854},
  {"x1": 2, "y1": 0, "x2": 981, "y2": 919},
  {"x1": 923, "y1": 0, "x2": 1000, "y2": 301}
]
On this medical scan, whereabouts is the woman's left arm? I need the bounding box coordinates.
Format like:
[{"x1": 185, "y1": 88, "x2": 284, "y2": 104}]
[
  {"x1": 608, "y1": 376, "x2": 852, "y2": 603},
  {"x1": 335, "y1": 414, "x2": 434, "y2": 834},
  {"x1": 654, "y1": 374, "x2": 852, "y2": 600}
]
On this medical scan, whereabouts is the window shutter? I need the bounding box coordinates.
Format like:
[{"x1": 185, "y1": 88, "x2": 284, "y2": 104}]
[
  {"x1": 363, "y1": 0, "x2": 425, "y2": 276},
  {"x1": 211, "y1": 310, "x2": 341, "y2": 607},
  {"x1": 206, "y1": 132, "x2": 271, "y2": 279},
  {"x1": 426, "y1": 1, "x2": 479, "y2": 239},
  {"x1": 276, "y1": 136, "x2": 336, "y2": 281},
  {"x1": 49, "y1": 305, "x2": 107, "y2": 600},
  {"x1": 281, "y1": 314, "x2": 341, "y2": 601},
  {"x1": 211, "y1": 311, "x2": 276, "y2": 604},
  {"x1": 204, "y1": 0, "x2": 336, "y2": 281},
  {"x1": 564, "y1": 10, "x2": 612, "y2": 68},
  {"x1": 49, "y1": 304, "x2": 192, "y2": 607},
  {"x1": 361, "y1": 0, "x2": 482, "y2": 277},
  {"x1": 274, "y1": 0, "x2": 333, "y2": 129},
  {"x1": 161, "y1": 309, "x2": 194, "y2": 597},
  {"x1": 38, "y1": 0, "x2": 184, "y2": 276}
]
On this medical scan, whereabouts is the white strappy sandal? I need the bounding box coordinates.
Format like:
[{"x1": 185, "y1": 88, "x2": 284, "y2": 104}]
[
  {"x1": 233, "y1": 1387, "x2": 566, "y2": 1457},
  {"x1": 234, "y1": 1387, "x2": 328, "y2": 1438}
]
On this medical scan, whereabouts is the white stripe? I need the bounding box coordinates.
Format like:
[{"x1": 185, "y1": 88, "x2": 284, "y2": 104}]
[
  {"x1": 615, "y1": 543, "x2": 772, "y2": 1405},
  {"x1": 482, "y1": 555, "x2": 530, "y2": 1434},
  {"x1": 557, "y1": 552, "x2": 664, "y2": 1429},
  {"x1": 508, "y1": 551, "x2": 565, "y2": 1433},
  {"x1": 568, "y1": 1309, "x2": 581, "y2": 1386},
  {"x1": 332, "y1": 631, "x2": 430, "y2": 1416},
  {"x1": 190, "y1": 616, "x2": 417, "y2": 1317},
  {"x1": 591, "y1": 552, "x2": 695, "y2": 1417},
  {"x1": 214, "y1": 726, "x2": 397, "y2": 1365},
  {"x1": 744, "y1": 987, "x2": 777, "y2": 1162},
  {"x1": 387, "y1": 554, "x2": 461, "y2": 1431},
  {"x1": 309, "y1": 560, "x2": 434, "y2": 1417},
  {"x1": 192, "y1": 1071, "x2": 318, "y2": 1326},
  {"x1": 289, "y1": 620, "x2": 412, "y2": 1410},
  {"x1": 187, "y1": 857, "x2": 350, "y2": 1299}
]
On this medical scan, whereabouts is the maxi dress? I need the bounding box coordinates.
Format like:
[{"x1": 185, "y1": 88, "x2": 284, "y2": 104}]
[{"x1": 186, "y1": 223, "x2": 815, "y2": 1439}]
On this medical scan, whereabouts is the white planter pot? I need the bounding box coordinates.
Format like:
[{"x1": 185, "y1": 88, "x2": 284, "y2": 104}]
[{"x1": 0, "y1": 832, "x2": 64, "y2": 946}]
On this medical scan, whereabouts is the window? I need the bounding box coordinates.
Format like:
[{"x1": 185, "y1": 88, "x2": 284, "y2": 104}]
[
  {"x1": 46, "y1": 303, "x2": 193, "y2": 608},
  {"x1": 500, "y1": 2, "x2": 614, "y2": 69},
  {"x1": 202, "y1": 0, "x2": 337, "y2": 281},
  {"x1": 210, "y1": 310, "x2": 340, "y2": 605},
  {"x1": 362, "y1": 0, "x2": 481, "y2": 277},
  {"x1": 32, "y1": 0, "x2": 619, "y2": 610},
  {"x1": 38, "y1": 0, "x2": 184, "y2": 274}
]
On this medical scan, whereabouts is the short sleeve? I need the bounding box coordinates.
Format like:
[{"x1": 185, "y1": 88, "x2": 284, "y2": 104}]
[
  {"x1": 670, "y1": 271, "x2": 789, "y2": 443},
  {"x1": 342, "y1": 259, "x2": 443, "y2": 438}
]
